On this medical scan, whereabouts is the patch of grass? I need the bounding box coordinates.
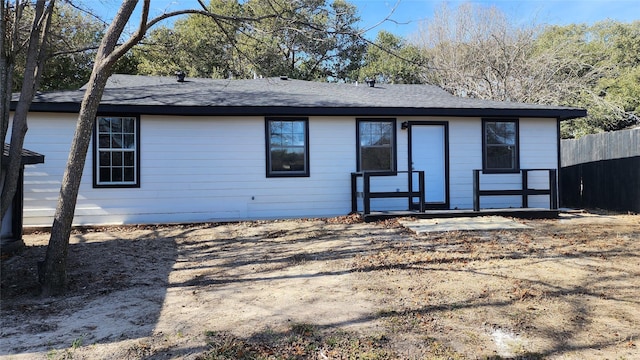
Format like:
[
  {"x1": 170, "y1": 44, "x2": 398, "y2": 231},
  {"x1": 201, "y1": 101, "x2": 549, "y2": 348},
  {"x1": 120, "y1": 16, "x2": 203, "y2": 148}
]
[
  {"x1": 70, "y1": 335, "x2": 84, "y2": 349},
  {"x1": 485, "y1": 354, "x2": 545, "y2": 360},
  {"x1": 200, "y1": 332, "x2": 253, "y2": 359},
  {"x1": 378, "y1": 311, "x2": 466, "y2": 359},
  {"x1": 396, "y1": 336, "x2": 465, "y2": 360},
  {"x1": 46, "y1": 349, "x2": 75, "y2": 360},
  {"x1": 290, "y1": 322, "x2": 315, "y2": 337},
  {"x1": 125, "y1": 340, "x2": 152, "y2": 358},
  {"x1": 199, "y1": 324, "x2": 394, "y2": 359}
]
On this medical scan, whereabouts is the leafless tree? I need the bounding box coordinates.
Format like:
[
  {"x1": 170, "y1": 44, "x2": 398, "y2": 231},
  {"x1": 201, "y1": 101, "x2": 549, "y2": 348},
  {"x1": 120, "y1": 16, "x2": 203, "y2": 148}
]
[{"x1": 416, "y1": 3, "x2": 606, "y2": 107}]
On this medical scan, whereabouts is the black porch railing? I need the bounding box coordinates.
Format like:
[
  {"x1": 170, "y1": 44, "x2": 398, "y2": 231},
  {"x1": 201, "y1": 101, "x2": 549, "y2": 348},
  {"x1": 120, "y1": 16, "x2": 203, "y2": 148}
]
[
  {"x1": 351, "y1": 171, "x2": 425, "y2": 215},
  {"x1": 473, "y1": 169, "x2": 558, "y2": 211}
]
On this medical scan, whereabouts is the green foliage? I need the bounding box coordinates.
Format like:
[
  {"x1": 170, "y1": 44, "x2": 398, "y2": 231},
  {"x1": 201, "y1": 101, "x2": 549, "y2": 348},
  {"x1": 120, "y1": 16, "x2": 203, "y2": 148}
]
[
  {"x1": 537, "y1": 21, "x2": 640, "y2": 137},
  {"x1": 135, "y1": 0, "x2": 244, "y2": 78},
  {"x1": 111, "y1": 52, "x2": 140, "y2": 75},
  {"x1": 358, "y1": 30, "x2": 427, "y2": 84},
  {"x1": 12, "y1": 3, "x2": 104, "y2": 91},
  {"x1": 132, "y1": 0, "x2": 366, "y2": 81}
]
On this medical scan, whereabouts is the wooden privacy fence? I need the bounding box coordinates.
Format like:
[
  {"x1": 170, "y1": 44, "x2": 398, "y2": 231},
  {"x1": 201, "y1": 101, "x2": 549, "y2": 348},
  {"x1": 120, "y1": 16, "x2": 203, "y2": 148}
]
[{"x1": 561, "y1": 127, "x2": 640, "y2": 212}]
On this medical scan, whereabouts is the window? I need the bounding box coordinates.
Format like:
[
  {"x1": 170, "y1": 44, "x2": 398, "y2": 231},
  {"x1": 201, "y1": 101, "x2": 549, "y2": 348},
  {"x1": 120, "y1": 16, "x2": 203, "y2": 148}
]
[
  {"x1": 357, "y1": 118, "x2": 397, "y2": 173},
  {"x1": 94, "y1": 116, "x2": 140, "y2": 187},
  {"x1": 482, "y1": 119, "x2": 519, "y2": 173},
  {"x1": 265, "y1": 117, "x2": 309, "y2": 177}
]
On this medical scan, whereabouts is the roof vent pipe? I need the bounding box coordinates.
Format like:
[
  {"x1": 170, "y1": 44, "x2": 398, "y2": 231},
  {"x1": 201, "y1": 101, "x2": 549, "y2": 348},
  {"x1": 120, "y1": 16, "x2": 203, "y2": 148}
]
[{"x1": 176, "y1": 70, "x2": 186, "y2": 82}]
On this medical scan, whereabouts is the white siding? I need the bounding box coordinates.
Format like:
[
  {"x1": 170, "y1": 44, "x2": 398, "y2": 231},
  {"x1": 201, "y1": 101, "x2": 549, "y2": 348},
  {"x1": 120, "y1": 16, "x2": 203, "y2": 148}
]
[
  {"x1": 20, "y1": 114, "x2": 362, "y2": 226},
  {"x1": 19, "y1": 113, "x2": 83, "y2": 226},
  {"x1": 447, "y1": 117, "x2": 558, "y2": 209},
  {"x1": 18, "y1": 114, "x2": 559, "y2": 227},
  {"x1": 448, "y1": 118, "x2": 482, "y2": 209},
  {"x1": 519, "y1": 118, "x2": 559, "y2": 208}
]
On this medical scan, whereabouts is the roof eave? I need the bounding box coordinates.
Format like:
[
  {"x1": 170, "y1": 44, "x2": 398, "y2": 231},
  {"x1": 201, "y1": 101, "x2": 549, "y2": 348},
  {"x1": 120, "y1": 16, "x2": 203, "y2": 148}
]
[
  {"x1": 2, "y1": 144, "x2": 45, "y2": 165},
  {"x1": 18, "y1": 102, "x2": 588, "y2": 119}
]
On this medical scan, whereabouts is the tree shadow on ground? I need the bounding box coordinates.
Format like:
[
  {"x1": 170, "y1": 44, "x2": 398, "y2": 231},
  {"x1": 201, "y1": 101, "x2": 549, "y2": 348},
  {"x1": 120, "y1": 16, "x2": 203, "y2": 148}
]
[
  {"x1": 164, "y1": 219, "x2": 639, "y2": 358},
  {"x1": 0, "y1": 228, "x2": 180, "y2": 355},
  {"x1": 1, "y1": 217, "x2": 638, "y2": 359}
]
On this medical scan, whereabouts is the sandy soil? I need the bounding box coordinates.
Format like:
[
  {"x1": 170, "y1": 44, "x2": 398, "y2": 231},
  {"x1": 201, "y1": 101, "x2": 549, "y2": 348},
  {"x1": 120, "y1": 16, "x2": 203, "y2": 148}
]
[{"x1": 1, "y1": 212, "x2": 639, "y2": 359}]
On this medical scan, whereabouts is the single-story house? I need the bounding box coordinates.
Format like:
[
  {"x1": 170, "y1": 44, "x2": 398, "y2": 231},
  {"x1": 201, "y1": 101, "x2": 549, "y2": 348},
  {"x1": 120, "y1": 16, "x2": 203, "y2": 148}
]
[
  {"x1": 10, "y1": 74, "x2": 585, "y2": 226},
  {"x1": 1, "y1": 144, "x2": 44, "y2": 252}
]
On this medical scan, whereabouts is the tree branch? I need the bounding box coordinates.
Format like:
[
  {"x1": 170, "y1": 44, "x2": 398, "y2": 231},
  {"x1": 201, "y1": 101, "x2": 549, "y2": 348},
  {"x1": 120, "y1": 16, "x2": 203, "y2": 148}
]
[{"x1": 104, "y1": 0, "x2": 149, "y2": 65}]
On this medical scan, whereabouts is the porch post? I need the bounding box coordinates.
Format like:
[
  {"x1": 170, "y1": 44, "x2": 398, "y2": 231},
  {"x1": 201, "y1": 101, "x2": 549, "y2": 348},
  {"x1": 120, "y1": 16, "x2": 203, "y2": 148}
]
[
  {"x1": 473, "y1": 170, "x2": 480, "y2": 211},
  {"x1": 363, "y1": 172, "x2": 371, "y2": 215},
  {"x1": 419, "y1": 171, "x2": 425, "y2": 212},
  {"x1": 522, "y1": 170, "x2": 529, "y2": 208},
  {"x1": 550, "y1": 169, "x2": 558, "y2": 209},
  {"x1": 350, "y1": 173, "x2": 358, "y2": 213},
  {"x1": 407, "y1": 170, "x2": 413, "y2": 210}
]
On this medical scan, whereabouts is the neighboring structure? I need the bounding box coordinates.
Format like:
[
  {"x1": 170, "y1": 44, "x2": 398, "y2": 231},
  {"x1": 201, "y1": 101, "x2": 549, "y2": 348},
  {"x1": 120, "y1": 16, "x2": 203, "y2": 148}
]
[
  {"x1": 1, "y1": 144, "x2": 45, "y2": 252},
  {"x1": 10, "y1": 75, "x2": 585, "y2": 227},
  {"x1": 561, "y1": 127, "x2": 640, "y2": 212}
]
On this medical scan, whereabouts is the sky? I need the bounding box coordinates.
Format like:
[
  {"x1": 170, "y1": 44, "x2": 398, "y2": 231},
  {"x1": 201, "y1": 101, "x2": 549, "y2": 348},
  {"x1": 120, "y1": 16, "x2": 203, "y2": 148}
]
[
  {"x1": 353, "y1": 0, "x2": 640, "y2": 37},
  {"x1": 92, "y1": 0, "x2": 640, "y2": 39}
]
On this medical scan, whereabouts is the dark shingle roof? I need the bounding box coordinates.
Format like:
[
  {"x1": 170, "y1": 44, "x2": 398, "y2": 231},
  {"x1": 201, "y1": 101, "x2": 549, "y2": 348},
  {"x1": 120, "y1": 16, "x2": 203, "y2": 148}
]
[
  {"x1": 18, "y1": 74, "x2": 586, "y2": 120},
  {"x1": 2, "y1": 143, "x2": 45, "y2": 165}
]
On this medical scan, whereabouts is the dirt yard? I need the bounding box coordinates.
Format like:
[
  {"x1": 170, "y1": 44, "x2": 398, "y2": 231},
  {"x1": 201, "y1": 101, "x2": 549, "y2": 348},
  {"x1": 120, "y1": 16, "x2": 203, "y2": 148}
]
[{"x1": 1, "y1": 212, "x2": 639, "y2": 359}]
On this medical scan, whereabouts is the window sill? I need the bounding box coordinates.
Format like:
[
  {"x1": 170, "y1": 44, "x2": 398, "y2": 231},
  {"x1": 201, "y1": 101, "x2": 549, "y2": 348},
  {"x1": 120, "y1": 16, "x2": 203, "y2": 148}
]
[{"x1": 93, "y1": 183, "x2": 140, "y2": 188}]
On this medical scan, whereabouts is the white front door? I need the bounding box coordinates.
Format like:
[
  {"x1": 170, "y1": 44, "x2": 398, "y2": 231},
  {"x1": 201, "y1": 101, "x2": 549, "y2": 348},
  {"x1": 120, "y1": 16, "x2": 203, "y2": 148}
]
[{"x1": 410, "y1": 123, "x2": 448, "y2": 207}]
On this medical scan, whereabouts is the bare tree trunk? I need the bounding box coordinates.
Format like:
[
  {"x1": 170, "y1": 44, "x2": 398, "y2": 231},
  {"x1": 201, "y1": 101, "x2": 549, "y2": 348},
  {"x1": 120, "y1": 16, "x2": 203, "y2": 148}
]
[
  {"x1": 38, "y1": 69, "x2": 110, "y2": 294},
  {"x1": 1, "y1": 0, "x2": 54, "y2": 224},
  {"x1": 1, "y1": 0, "x2": 7, "y2": 192},
  {"x1": 1, "y1": 0, "x2": 10, "y2": 147},
  {"x1": 39, "y1": 0, "x2": 147, "y2": 296},
  {"x1": 37, "y1": 0, "x2": 351, "y2": 295}
]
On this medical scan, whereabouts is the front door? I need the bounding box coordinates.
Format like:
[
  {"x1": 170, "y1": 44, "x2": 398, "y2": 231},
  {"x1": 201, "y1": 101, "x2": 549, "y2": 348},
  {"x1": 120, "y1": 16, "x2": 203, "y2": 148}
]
[{"x1": 409, "y1": 122, "x2": 449, "y2": 209}]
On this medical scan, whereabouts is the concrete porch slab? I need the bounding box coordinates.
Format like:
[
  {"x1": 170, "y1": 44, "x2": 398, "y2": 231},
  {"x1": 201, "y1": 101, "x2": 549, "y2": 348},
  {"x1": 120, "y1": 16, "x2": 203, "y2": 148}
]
[{"x1": 399, "y1": 216, "x2": 531, "y2": 233}]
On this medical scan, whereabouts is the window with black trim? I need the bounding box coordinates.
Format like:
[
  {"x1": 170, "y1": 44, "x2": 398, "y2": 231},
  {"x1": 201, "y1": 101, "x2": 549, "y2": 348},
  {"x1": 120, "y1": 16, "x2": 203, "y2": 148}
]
[
  {"x1": 265, "y1": 117, "x2": 309, "y2": 177},
  {"x1": 482, "y1": 119, "x2": 519, "y2": 173},
  {"x1": 94, "y1": 116, "x2": 140, "y2": 187},
  {"x1": 357, "y1": 118, "x2": 397, "y2": 173}
]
